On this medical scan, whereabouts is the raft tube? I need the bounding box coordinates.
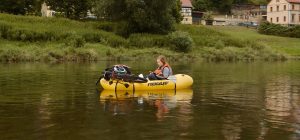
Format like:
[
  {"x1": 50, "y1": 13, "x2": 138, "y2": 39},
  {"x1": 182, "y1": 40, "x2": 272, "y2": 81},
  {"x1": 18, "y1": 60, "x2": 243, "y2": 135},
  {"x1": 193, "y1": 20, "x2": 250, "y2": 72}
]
[{"x1": 100, "y1": 74, "x2": 193, "y2": 90}]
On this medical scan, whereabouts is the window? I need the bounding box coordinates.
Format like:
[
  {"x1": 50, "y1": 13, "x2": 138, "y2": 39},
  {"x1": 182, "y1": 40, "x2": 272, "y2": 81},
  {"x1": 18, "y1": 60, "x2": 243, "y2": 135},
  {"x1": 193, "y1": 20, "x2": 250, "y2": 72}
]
[
  {"x1": 276, "y1": 0, "x2": 279, "y2": 2},
  {"x1": 271, "y1": 18, "x2": 273, "y2": 23},
  {"x1": 270, "y1": 7, "x2": 273, "y2": 12},
  {"x1": 277, "y1": 6, "x2": 279, "y2": 11},
  {"x1": 299, "y1": 14, "x2": 300, "y2": 22},
  {"x1": 292, "y1": 4, "x2": 295, "y2": 10},
  {"x1": 182, "y1": 8, "x2": 191, "y2": 16},
  {"x1": 277, "y1": 17, "x2": 279, "y2": 22},
  {"x1": 292, "y1": 14, "x2": 295, "y2": 22},
  {"x1": 284, "y1": 16, "x2": 286, "y2": 22},
  {"x1": 284, "y1": 5, "x2": 286, "y2": 10}
]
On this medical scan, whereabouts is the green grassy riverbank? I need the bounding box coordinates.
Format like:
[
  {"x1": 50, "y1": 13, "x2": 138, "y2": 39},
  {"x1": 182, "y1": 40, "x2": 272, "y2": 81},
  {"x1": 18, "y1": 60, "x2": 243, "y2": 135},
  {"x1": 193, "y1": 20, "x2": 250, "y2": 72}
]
[{"x1": 1, "y1": 13, "x2": 299, "y2": 62}]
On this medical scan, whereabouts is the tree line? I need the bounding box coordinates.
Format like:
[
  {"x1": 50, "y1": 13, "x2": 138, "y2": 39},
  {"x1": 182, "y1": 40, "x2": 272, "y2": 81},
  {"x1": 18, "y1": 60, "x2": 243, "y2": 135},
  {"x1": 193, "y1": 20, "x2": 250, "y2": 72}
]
[
  {"x1": 1, "y1": 0, "x2": 271, "y2": 18},
  {"x1": 94, "y1": 0, "x2": 182, "y2": 35},
  {"x1": 0, "y1": 0, "x2": 93, "y2": 19},
  {"x1": 0, "y1": 0, "x2": 43, "y2": 15},
  {"x1": 0, "y1": 0, "x2": 181, "y2": 20},
  {"x1": 0, "y1": 0, "x2": 269, "y2": 35},
  {"x1": 0, "y1": 0, "x2": 182, "y2": 35}
]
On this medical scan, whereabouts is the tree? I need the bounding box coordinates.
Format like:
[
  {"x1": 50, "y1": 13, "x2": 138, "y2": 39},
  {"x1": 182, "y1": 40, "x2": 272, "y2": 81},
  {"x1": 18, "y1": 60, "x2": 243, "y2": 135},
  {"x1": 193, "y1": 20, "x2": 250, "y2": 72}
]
[
  {"x1": 208, "y1": 0, "x2": 234, "y2": 14},
  {"x1": 192, "y1": 0, "x2": 211, "y2": 11},
  {"x1": 192, "y1": 0, "x2": 233, "y2": 13},
  {"x1": 26, "y1": 0, "x2": 43, "y2": 15},
  {"x1": 94, "y1": 0, "x2": 127, "y2": 21},
  {"x1": 95, "y1": 0, "x2": 180, "y2": 35},
  {"x1": 126, "y1": 0, "x2": 177, "y2": 34},
  {"x1": 0, "y1": 0, "x2": 25, "y2": 15},
  {"x1": 0, "y1": 0, "x2": 42, "y2": 15},
  {"x1": 172, "y1": 0, "x2": 183, "y2": 23}
]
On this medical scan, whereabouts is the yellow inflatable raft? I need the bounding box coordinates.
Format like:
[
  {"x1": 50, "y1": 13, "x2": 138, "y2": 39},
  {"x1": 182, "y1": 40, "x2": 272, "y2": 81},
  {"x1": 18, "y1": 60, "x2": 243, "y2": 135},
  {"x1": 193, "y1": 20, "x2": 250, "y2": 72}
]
[{"x1": 100, "y1": 74, "x2": 193, "y2": 90}]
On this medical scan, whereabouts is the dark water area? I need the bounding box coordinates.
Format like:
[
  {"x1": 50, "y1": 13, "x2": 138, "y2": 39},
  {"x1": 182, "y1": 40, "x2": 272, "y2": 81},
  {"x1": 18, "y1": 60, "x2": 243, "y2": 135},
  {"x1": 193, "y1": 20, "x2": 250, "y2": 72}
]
[{"x1": 0, "y1": 61, "x2": 299, "y2": 140}]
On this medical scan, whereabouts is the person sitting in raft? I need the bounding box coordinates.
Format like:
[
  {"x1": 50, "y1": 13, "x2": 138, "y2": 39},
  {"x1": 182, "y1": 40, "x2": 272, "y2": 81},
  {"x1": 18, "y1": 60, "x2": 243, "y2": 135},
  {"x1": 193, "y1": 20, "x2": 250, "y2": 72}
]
[{"x1": 148, "y1": 55, "x2": 173, "y2": 80}]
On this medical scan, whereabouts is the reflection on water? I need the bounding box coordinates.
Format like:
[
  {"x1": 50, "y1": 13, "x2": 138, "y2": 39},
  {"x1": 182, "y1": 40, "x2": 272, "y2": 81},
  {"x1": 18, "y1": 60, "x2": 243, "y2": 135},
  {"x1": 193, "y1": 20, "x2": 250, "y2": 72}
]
[
  {"x1": 100, "y1": 89, "x2": 193, "y2": 121},
  {"x1": 266, "y1": 76, "x2": 292, "y2": 122},
  {"x1": 221, "y1": 115, "x2": 242, "y2": 140},
  {"x1": 265, "y1": 75, "x2": 300, "y2": 139}
]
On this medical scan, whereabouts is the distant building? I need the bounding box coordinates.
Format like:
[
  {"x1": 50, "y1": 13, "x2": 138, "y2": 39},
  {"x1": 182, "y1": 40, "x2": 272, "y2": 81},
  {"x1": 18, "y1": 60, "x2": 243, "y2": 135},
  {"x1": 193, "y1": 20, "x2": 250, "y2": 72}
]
[
  {"x1": 85, "y1": 10, "x2": 97, "y2": 19},
  {"x1": 267, "y1": 0, "x2": 300, "y2": 26},
  {"x1": 207, "y1": 4, "x2": 267, "y2": 26},
  {"x1": 181, "y1": 0, "x2": 193, "y2": 24},
  {"x1": 41, "y1": 2, "x2": 55, "y2": 17},
  {"x1": 231, "y1": 4, "x2": 267, "y2": 19},
  {"x1": 192, "y1": 11, "x2": 204, "y2": 24}
]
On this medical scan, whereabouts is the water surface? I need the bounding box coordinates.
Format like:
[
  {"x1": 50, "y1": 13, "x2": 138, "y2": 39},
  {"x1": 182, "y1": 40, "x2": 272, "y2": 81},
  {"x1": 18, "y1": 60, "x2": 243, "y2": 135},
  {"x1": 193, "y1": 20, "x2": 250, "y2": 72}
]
[{"x1": 0, "y1": 61, "x2": 299, "y2": 140}]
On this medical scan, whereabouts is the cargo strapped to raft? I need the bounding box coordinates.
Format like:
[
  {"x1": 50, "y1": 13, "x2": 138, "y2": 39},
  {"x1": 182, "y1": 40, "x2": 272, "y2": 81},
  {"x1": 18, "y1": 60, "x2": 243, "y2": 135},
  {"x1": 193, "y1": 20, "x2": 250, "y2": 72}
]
[{"x1": 102, "y1": 65, "x2": 148, "y2": 83}]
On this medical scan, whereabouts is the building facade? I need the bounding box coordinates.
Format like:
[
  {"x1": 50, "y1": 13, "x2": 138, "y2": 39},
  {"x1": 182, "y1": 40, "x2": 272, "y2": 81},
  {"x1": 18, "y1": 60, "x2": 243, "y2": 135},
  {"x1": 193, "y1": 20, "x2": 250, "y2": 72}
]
[
  {"x1": 231, "y1": 4, "x2": 267, "y2": 21},
  {"x1": 267, "y1": 0, "x2": 300, "y2": 25},
  {"x1": 181, "y1": 0, "x2": 193, "y2": 24},
  {"x1": 232, "y1": 4, "x2": 267, "y2": 18},
  {"x1": 41, "y1": 2, "x2": 55, "y2": 17}
]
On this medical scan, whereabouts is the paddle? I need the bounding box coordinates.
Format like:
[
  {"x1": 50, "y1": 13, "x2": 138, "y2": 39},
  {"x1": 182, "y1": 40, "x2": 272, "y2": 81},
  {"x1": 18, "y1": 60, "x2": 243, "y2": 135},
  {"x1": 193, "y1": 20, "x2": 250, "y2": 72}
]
[{"x1": 95, "y1": 75, "x2": 103, "y2": 85}]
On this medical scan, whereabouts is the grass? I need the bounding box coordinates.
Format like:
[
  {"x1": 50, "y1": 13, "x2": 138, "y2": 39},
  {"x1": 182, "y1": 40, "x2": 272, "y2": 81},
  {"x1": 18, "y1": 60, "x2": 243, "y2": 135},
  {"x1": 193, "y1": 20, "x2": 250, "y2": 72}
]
[
  {"x1": 0, "y1": 13, "x2": 97, "y2": 35},
  {"x1": 0, "y1": 13, "x2": 299, "y2": 62},
  {"x1": 0, "y1": 39, "x2": 186, "y2": 62},
  {"x1": 176, "y1": 25, "x2": 288, "y2": 61},
  {"x1": 211, "y1": 26, "x2": 300, "y2": 57}
]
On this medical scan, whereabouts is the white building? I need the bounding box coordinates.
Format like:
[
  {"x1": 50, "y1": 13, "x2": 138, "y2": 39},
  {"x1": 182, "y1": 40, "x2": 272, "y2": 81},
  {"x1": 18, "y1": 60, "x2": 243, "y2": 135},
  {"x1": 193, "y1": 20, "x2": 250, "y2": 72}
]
[
  {"x1": 41, "y1": 2, "x2": 55, "y2": 17},
  {"x1": 181, "y1": 0, "x2": 193, "y2": 24},
  {"x1": 267, "y1": 0, "x2": 300, "y2": 25}
]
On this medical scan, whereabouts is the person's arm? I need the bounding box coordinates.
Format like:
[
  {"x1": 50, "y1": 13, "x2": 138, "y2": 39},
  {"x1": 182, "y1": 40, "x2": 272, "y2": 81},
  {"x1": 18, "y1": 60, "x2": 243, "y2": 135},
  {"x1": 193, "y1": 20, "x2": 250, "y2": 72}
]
[
  {"x1": 153, "y1": 67, "x2": 170, "y2": 79},
  {"x1": 161, "y1": 67, "x2": 170, "y2": 78}
]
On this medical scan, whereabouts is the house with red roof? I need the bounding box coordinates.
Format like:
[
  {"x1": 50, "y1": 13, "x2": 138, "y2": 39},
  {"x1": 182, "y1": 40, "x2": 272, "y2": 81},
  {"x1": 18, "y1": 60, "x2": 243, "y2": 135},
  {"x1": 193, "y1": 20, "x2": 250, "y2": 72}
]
[
  {"x1": 181, "y1": 0, "x2": 193, "y2": 24},
  {"x1": 267, "y1": 0, "x2": 300, "y2": 25}
]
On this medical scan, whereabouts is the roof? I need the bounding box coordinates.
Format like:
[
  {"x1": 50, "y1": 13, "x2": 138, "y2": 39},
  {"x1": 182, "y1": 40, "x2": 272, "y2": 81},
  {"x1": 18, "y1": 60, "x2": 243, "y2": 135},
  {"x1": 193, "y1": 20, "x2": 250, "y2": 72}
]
[
  {"x1": 181, "y1": 0, "x2": 193, "y2": 8},
  {"x1": 287, "y1": 0, "x2": 300, "y2": 3}
]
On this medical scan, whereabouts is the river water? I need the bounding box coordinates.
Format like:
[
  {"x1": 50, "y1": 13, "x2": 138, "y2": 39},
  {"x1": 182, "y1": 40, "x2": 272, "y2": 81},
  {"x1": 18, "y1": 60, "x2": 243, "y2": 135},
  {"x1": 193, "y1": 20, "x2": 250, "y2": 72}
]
[{"x1": 0, "y1": 61, "x2": 299, "y2": 140}]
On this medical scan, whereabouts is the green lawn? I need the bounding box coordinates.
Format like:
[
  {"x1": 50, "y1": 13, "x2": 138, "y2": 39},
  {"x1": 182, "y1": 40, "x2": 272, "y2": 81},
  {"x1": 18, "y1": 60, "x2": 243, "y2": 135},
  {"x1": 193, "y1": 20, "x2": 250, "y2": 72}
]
[
  {"x1": 0, "y1": 13, "x2": 299, "y2": 62},
  {"x1": 209, "y1": 26, "x2": 300, "y2": 57},
  {"x1": 0, "y1": 39, "x2": 183, "y2": 62}
]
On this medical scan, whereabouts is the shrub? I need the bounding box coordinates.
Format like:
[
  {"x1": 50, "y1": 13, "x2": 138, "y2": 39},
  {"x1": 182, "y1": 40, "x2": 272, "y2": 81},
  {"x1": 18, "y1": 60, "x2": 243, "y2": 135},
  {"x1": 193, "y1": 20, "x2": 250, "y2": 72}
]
[
  {"x1": 105, "y1": 35, "x2": 128, "y2": 48},
  {"x1": 168, "y1": 31, "x2": 193, "y2": 53},
  {"x1": 83, "y1": 31, "x2": 128, "y2": 47},
  {"x1": 83, "y1": 33, "x2": 103, "y2": 42},
  {"x1": 96, "y1": 22, "x2": 116, "y2": 32},
  {"x1": 258, "y1": 22, "x2": 300, "y2": 38},
  {"x1": 245, "y1": 40, "x2": 265, "y2": 50},
  {"x1": 115, "y1": 21, "x2": 131, "y2": 37},
  {"x1": 0, "y1": 25, "x2": 59, "y2": 42},
  {"x1": 214, "y1": 40, "x2": 225, "y2": 49},
  {"x1": 203, "y1": 11, "x2": 214, "y2": 20},
  {"x1": 74, "y1": 49, "x2": 98, "y2": 61},
  {"x1": 288, "y1": 25, "x2": 300, "y2": 38},
  {"x1": 106, "y1": 49, "x2": 112, "y2": 56},
  {"x1": 65, "y1": 35, "x2": 86, "y2": 48},
  {"x1": 223, "y1": 38, "x2": 245, "y2": 48},
  {"x1": 128, "y1": 33, "x2": 168, "y2": 48},
  {"x1": 0, "y1": 22, "x2": 12, "y2": 39}
]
